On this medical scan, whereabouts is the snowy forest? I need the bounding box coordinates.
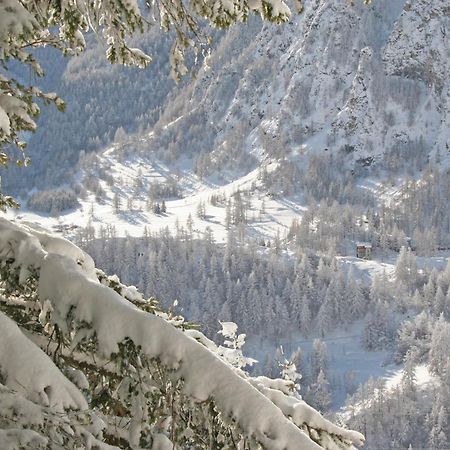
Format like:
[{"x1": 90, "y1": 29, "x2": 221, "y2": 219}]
[
  {"x1": 77, "y1": 224, "x2": 450, "y2": 449},
  {"x1": 1, "y1": 0, "x2": 450, "y2": 449}
]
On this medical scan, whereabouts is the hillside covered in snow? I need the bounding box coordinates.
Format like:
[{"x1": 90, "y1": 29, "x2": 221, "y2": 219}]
[
  {"x1": 1, "y1": 0, "x2": 450, "y2": 448},
  {"x1": 2, "y1": 0, "x2": 449, "y2": 199},
  {"x1": 4, "y1": 0, "x2": 449, "y2": 247}
]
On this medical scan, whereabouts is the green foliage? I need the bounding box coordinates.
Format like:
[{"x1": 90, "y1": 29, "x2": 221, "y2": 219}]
[
  {"x1": 0, "y1": 257, "x2": 253, "y2": 448},
  {"x1": 0, "y1": 193, "x2": 19, "y2": 211}
]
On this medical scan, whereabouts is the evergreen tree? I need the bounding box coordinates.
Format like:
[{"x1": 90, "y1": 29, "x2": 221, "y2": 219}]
[
  {"x1": 395, "y1": 246, "x2": 418, "y2": 293},
  {"x1": 310, "y1": 339, "x2": 329, "y2": 381},
  {"x1": 153, "y1": 202, "x2": 161, "y2": 214},
  {"x1": 347, "y1": 268, "x2": 366, "y2": 319},
  {"x1": 300, "y1": 295, "x2": 312, "y2": 336},
  {"x1": 434, "y1": 286, "x2": 446, "y2": 317},
  {"x1": 310, "y1": 369, "x2": 331, "y2": 413},
  {"x1": 113, "y1": 192, "x2": 121, "y2": 214},
  {"x1": 428, "y1": 400, "x2": 449, "y2": 450},
  {"x1": 429, "y1": 315, "x2": 450, "y2": 378}
]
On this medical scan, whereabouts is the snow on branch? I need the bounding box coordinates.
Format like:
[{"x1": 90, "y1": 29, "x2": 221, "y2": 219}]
[
  {"x1": 0, "y1": 311, "x2": 86, "y2": 411},
  {"x1": 0, "y1": 217, "x2": 364, "y2": 449}
]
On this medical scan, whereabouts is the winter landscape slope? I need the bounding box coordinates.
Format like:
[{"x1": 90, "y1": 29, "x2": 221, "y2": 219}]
[
  {"x1": 1, "y1": 0, "x2": 450, "y2": 448},
  {"x1": 144, "y1": 0, "x2": 449, "y2": 170},
  {"x1": 5, "y1": 0, "x2": 449, "y2": 239},
  {"x1": 4, "y1": 0, "x2": 450, "y2": 399},
  {"x1": 2, "y1": 0, "x2": 449, "y2": 197}
]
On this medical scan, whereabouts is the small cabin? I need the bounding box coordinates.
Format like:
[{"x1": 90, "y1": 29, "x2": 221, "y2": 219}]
[{"x1": 356, "y1": 242, "x2": 372, "y2": 260}]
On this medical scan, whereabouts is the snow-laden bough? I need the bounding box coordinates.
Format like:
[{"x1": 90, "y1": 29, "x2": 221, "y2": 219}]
[{"x1": 0, "y1": 217, "x2": 365, "y2": 449}]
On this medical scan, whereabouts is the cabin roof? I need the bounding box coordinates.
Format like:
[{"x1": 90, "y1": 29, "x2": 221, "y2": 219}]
[{"x1": 356, "y1": 242, "x2": 372, "y2": 248}]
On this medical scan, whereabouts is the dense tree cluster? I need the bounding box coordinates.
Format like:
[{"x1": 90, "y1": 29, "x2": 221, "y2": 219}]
[
  {"x1": 79, "y1": 228, "x2": 370, "y2": 340},
  {"x1": 27, "y1": 189, "x2": 80, "y2": 214},
  {"x1": 346, "y1": 321, "x2": 450, "y2": 450},
  {"x1": 281, "y1": 163, "x2": 450, "y2": 256},
  {"x1": 76, "y1": 224, "x2": 450, "y2": 432}
]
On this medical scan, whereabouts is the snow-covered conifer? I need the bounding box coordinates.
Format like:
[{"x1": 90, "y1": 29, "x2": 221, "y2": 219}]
[
  {"x1": 310, "y1": 369, "x2": 332, "y2": 413},
  {"x1": 347, "y1": 268, "x2": 366, "y2": 319},
  {"x1": 429, "y1": 314, "x2": 450, "y2": 379}
]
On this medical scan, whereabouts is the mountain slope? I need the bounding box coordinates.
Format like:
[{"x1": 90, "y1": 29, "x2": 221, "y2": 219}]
[{"x1": 143, "y1": 0, "x2": 448, "y2": 176}]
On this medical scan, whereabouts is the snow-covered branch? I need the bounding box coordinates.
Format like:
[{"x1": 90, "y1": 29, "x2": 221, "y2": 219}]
[{"x1": 0, "y1": 217, "x2": 364, "y2": 449}]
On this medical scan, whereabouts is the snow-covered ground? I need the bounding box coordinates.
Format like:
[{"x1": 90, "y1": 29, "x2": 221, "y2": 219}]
[
  {"x1": 248, "y1": 322, "x2": 396, "y2": 409},
  {"x1": 5, "y1": 147, "x2": 450, "y2": 415},
  {"x1": 7, "y1": 150, "x2": 303, "y2": 243},
  {"x1": 385, "y1": 364, "x2": 435, "y2": 391},
  {"x1": 0, "y1": 146, "x2": 412, "y2": 247}
]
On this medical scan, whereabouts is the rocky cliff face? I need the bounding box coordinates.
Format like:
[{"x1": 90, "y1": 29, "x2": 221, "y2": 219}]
[
  {"x1": 147, "y1": 0, "x2": 449, "y2": 176},
  {"x1": 383, "y1": 0, "x2": 449, "y2": 157}
]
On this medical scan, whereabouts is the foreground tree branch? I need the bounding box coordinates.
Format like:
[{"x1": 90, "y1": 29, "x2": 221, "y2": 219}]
[{"x1": 0, "y1": 217, "x2": 365, "y2": 449}]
